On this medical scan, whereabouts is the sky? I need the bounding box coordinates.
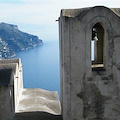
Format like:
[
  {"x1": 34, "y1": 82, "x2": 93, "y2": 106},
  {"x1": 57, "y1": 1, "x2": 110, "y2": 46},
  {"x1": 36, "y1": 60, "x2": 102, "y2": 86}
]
[{"x1": 0, "y1": 0, "x2": 120, "y2": 42}]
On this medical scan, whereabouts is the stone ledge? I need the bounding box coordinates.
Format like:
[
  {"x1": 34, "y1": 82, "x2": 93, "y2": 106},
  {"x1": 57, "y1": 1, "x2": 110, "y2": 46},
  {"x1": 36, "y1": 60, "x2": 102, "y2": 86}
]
[{"x1": 16, "y1": 88, "x2": 61, "y2": 115}]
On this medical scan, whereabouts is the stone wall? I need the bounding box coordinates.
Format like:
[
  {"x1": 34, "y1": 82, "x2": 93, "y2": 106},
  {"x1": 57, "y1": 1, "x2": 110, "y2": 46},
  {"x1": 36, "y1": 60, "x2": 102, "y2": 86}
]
[
  {"x1": 0, "y1": 59, "x2": 23, "y2": 120},
  {"x1": 0, "y1": 69, "x2": 14, "y2": 120},
  {"x1": 0, "y1": 58, "x2": 62, "y2": 120},
  {"x1": 59, "y1": 6, "x2": 120, "y2": 120}
]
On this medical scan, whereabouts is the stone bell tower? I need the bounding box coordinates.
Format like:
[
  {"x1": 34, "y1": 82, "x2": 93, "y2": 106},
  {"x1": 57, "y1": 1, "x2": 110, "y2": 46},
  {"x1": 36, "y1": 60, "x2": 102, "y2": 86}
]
[{"x1": 59, "y1": 6, "x2": 120, "y2": 120}]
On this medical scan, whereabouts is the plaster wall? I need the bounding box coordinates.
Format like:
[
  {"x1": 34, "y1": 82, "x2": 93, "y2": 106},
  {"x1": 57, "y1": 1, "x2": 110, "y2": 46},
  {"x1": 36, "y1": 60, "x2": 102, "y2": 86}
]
[
  {"x1": 59, "y1": 6, "x2": 120, "y2": 120},
  {"x1": 0, "y1": 58, "x2": 62, "y2": 120},
  {"x1": 0, "y1": 59, "x2": 23, "y2": 112},
  {"x1": 0, "y1": 85, "x2": 14, "y2": 120},
  {"x1": 59, "y1": 17, "x2": 71, "y2": 120},
  {"x1": 14, "y1": 59, "x2": 23, "y2": 112}
]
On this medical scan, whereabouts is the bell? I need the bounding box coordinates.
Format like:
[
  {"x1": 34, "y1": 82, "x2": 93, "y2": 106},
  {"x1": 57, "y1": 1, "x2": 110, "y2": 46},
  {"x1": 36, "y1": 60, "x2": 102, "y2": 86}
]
[
  {"x1": 92, "y1": 30, "x2": 99, "y2": 41},
  {"x1": 93, "y1": 34, "x2": 98, "y2": 41}
]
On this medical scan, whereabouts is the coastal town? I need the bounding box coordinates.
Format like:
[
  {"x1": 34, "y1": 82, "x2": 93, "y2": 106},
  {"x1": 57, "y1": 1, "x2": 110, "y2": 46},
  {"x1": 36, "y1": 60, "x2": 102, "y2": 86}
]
[
  {"x1": 0, "y1": 38, "x2": 13, "y2": 58},
  {"x1": 0, "y1": 22, "x2": 43, "y2": 59}
]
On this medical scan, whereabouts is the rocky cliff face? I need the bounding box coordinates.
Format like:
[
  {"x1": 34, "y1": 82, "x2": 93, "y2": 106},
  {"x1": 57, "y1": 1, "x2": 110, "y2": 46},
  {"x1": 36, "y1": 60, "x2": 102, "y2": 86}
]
[{"x1": 0, "y1": 22, "x2": 43, "y2": 58}]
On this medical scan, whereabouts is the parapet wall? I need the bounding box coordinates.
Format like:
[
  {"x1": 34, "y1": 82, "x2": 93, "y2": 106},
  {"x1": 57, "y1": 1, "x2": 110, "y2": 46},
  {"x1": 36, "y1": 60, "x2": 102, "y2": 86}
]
[
  {"x1": 0, "y1": 58, "x2": 62, "y2": 120},
  {"x1": 0, "y1": 69, "x2": 14, "y2": 120},
  {"x1": 0, "y1": 58, "x2": 23, "y2": 119}
]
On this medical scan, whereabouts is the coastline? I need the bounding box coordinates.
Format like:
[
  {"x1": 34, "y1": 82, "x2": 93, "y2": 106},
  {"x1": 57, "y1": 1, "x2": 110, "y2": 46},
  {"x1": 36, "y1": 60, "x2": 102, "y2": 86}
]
[{"x1": 6, "y1": 42, "x2": 43, "y2": 59}]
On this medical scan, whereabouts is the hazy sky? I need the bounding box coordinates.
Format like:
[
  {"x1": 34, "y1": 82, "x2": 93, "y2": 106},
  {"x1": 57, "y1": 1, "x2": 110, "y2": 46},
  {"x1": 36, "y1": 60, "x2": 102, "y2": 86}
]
[{"x1": 0, "y1": 0, "x2": 119, "y2": 41}]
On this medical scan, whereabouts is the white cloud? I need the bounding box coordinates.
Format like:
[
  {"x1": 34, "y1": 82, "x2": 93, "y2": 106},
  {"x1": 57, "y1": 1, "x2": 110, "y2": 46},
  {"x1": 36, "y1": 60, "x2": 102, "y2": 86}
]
[{"x1": 0, "y1": 0, "x2": 120, "y2": 41}]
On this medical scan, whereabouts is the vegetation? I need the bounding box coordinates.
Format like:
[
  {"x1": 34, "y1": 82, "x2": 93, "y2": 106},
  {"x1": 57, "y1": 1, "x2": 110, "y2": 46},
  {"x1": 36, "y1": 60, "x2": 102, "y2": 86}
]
[{"x1": 0, "y1": 22, "x2": 42, "y2": 58}]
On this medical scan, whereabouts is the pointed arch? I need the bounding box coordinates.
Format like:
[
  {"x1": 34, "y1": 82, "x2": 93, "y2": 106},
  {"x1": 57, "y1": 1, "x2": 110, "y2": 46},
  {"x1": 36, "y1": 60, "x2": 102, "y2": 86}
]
[
  {"x1": 91, "y1": 22, "x2": 104, "y2": 67},
  {"x1": 85, "y1": 16, "x2": 113, "y2": 73}
]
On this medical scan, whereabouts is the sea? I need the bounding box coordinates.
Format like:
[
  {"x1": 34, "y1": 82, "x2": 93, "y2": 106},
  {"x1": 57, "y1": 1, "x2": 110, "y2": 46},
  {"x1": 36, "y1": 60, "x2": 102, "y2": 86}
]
[{"x1": 15, "y1": 40, "x2": 60, "y2": 97}]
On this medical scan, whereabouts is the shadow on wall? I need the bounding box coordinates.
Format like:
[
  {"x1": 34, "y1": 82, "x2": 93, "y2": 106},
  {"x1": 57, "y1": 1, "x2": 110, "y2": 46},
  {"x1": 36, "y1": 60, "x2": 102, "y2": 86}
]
[{"x1": 15, "y1": 111, "x2": 63, "y2": 120}]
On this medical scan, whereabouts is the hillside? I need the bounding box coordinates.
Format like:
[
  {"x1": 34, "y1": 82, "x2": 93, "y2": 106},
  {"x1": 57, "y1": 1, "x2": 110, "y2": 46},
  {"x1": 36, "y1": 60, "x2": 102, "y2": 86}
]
[{"x1": 0, "y1": 22, "x2": 43, "y2": 58}]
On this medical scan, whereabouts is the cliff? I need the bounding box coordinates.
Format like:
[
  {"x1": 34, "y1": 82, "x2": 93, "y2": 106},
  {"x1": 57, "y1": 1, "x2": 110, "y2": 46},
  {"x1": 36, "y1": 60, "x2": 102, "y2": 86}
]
[{"x1": 0, "y1": 22, "x2": 43, "y2": 58}]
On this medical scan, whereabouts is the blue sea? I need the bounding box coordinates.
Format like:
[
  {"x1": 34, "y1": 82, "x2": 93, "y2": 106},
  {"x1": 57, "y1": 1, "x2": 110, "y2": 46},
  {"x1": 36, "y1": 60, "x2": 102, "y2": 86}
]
[{"x1": 15, "y1": 41, "x2": 60, "y2": 96}]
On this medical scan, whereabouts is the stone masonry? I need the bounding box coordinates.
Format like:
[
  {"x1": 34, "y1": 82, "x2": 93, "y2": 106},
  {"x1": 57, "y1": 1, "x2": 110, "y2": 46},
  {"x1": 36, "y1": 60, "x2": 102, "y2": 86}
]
[
  {"x1": 0, "y1": 58, "x2": 62, "y2": 120},
  {"x1": 59, "y1": 6, "x2": 120, "y2": 120},
  {"x1": 1, "y1": 5, "x2": 120, "y2": 120}
]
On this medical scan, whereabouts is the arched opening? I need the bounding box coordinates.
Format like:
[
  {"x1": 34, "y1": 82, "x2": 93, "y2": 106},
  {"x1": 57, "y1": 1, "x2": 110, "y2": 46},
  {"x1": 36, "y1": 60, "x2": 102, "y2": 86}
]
[{"x1": 91, "y1": 23, "x2": 105, "y2": 69}]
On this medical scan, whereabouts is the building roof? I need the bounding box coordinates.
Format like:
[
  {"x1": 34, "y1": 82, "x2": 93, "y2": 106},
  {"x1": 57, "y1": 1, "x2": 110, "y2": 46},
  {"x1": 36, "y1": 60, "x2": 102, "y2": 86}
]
[
  {"x1": 0, "y1": 63, "x2": 18, "y2": 73},
  {"x1": 0, "y1": 58, "x2": 20, "y2": 85},
  {"x1": 17, "y1": 88, "x2": 61, "y2": 115},
  {"x1": 61, "y1": 6, "x2": 120, "y2": 18},
  {"x1": 0, "y1": 58, "x2": 20, "y2": 66},
  {"x1": 0, "y1": 68, "x2": 13, "y2": 85}
]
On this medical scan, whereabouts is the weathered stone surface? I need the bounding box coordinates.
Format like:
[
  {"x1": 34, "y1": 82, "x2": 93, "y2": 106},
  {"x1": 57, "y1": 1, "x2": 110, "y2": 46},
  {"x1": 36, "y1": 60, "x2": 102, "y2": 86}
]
[
  {"x1": 0, "y1": 68, "x2": 13, "y2": 85},
  {"x1": 15, "y1": 88, "x2": 62, "y2": 120},
  {"x1": 59, "y1": 6, "x2": 120, "y2": 120},
  {"x1": 0, "y1": 58, "x2": 62, "y2": 120},
  {"x1": 16, "y1": 88, "x2": 61, "y2": 115}
]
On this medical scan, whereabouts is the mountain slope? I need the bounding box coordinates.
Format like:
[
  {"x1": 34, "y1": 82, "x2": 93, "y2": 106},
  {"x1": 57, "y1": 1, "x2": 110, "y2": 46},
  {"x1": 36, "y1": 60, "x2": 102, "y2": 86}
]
[{"x1": 0, "y1": 22, "x2": 42, "y2": 58}]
